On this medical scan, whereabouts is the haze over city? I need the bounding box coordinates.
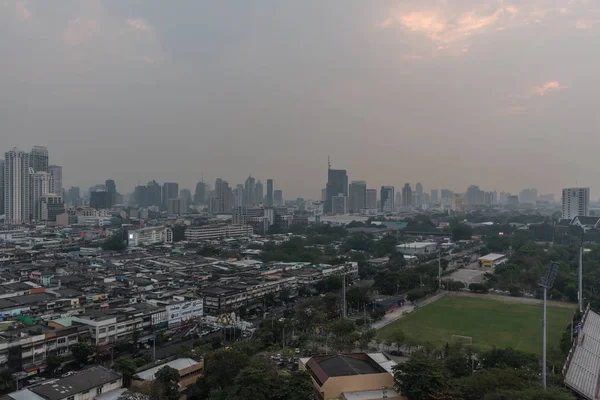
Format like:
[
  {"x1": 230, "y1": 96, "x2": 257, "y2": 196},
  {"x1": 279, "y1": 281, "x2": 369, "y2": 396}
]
[{"x1": 2, "y1": 0, "x2": 600, "y2": 198}]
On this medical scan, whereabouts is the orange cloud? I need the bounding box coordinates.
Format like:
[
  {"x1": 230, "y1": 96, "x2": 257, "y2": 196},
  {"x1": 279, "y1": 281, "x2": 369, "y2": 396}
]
[{"x1": 533, "y1": 81, "x2": 563, "y2": 96}]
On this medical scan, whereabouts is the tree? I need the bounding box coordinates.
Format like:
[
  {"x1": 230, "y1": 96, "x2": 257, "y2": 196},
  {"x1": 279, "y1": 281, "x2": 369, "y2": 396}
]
[
  {"x1": 451, "y1": 223, "x2": 473, "y2": 242},
  {"x1": 407, "y1": 289, "x2": 426, "y2": 302},
  {"x1": 103, "y1": 232, "x2": 126, "y2": 251},
  {"x1": 393, "y1": 329, "x2": 406, "y2": 350},
  {"x1": 115, "y1": 358, "x2": 137, "y2": 387},
  {"x1": 393, "y1": 350, "x2": 448, "y2": 400},
  {"x1": 151, "y1": 366, "x2": 180, "y2": 400},
  {"x1": 118, "y1": 392, "x2": 149, "y2": 400},
  {"x1": 46, "y1": 355, "x2": 64, "y2": 377},
  {"x1": 71, "y1": 342, "x2": 93, "y2": 366},
  {"x1": 172, "y1": 225, "x2": 186, "y2": 242},
  {"x1": 279, "y1": 371, "x2": 317, "y2": 400},
  {"x1": 0, "y1": 369, "x2": 13, "y2": 391},
  {"x1": 227, "y1": 357, "x2": 277, "y2": 400},
  {"x1": 482, "y1": 388, "x2": 575, "y2": 400},
  {"x1": 370, "y1": 307, "x2": 386, "y2": 321}
]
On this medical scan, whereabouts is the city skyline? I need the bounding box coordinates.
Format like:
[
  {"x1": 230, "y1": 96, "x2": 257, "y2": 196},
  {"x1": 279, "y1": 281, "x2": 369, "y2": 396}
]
[{"x1": 2, "y1": 1, "x2": 600, "y2": 199}]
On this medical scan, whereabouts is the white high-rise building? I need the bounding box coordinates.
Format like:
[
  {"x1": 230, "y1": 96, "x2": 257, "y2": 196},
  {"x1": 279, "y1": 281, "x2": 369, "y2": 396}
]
[
  {"x1": 31, "y1": 171, "x2": 55, "y2": 220},
  {"x1": 562, "y1": 188, "x2": 590, "y2": 220},
  {"x1": 4, "y1": 148, "x2": 31, "y2": 224},
  {"x1": 48, "y1": 165, "x2": 62, "y2": 196},
  {"x1": 0, "y1": 159, "x2": 4, "y2": 217}
]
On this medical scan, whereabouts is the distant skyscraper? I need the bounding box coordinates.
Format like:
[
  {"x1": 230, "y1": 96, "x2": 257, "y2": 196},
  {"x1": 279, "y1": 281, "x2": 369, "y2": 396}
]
[
  {"x1": 105, "y1": 179, "x2": 116, "y2": 205},
  {"x1": 30, "y1": 146, "x2": 48, "y2": 172},
  {"x1": 562, "y1": 188, "x2": 590, "y2": 220},
  {"x1": 380, "y1": 186, "x2": 395, "y2": 213},
  {"x1": 234, "y1": 184, "x2": 244, "y2": 208},
  {"x1": 31, "y1": 171, "x2": 54, "y2": 220},
  {"x1": 321, "y1": 188, "x2": 327, "y2": 202},
  {"x1": 180, "y1": 189, "x2": 193, "y2": 205},
  {"x1": 244, "y1": 176, "x2": 255, "y2": 206},
  {"x1": 0, "y1": 159, "x2": 4, "y2": 216},
  {"x1": 466, "y1": 185, "x2": 485, "y2": 206},
  {"x1": 519, "y1": 188, "x2": 538, "y2": 204},
  {"x1": 162, "y1": 182, "x2": 179, "y2": 211},
  {"x1": 441, "y1": 189, "x2": 453, "y2": 200},
  {"x1": 331, "y1": 194, "x2": 348, "y2": 215},
  {"x1": 266, "y1": 179, "x2": 274, "y2": 207},
  {"x1": 48, "y1": 165, "x2": 62, "y2": 196},
  {"x1": 194, "y1": 181, "x2": 207, "y2": 204},
  {"x1": 4, "y1": 148, "x2": 31, "y2": 224},
  {"x1": 325, "y1": 166, "x2": 348, "y2": 214},
  {"x1": 39, "y1": 194, "x2": 64, "y2": 224},
  {"x1": 274, "y1": 190, "x2": 283, "y2": 206},
  {"x1": 146, "y1": 180, "x2": 162, "y2": 207},
  {"x1": 254, "y1": 180, "x2": 264, "y2": 205},
  {"x1": 215, "y1": 178, "x2": 233, "y2": 212},
  {"x1": 415, "y1": 182, "x2": 423, "y2": 206},
  {"x1": 67, "y1": 186, "x2": 80, "y2": 206},
  {"x1": 402, "y1": 184, "x2": 412, "y2": 207},
  {"x1": 349, "y1": 181, "x2": 367, "y2": 213},
  {"x1": 430, "y1": 189, "x2": 438, "y2": 204},
  {"x1": 395, "y1": 192, "x2": 402, "y2": 210},
  {"x1": 366, "y1": 189, "x2": 377, "y2": 210},
  {"x1": 168, "y1": 197, "x2": 188, "y2": 215},
  {"x1": 90, "y1": 190, "x2": 112, "y2": 210}
]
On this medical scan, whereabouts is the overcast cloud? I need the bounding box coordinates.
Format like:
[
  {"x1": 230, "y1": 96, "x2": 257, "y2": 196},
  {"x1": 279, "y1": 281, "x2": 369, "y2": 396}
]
[{"x1": 1, "y1": 0, "x2": 599, "y2": 199}]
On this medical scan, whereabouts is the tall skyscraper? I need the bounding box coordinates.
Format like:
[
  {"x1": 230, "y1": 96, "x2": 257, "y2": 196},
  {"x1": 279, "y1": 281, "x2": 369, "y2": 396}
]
[
  {"x1": 39, "y1": 194, "x2": 64, "y2": 224},
  {"x1": 4, "y1": 148, "x2": 31, "y2": 224},
  {"x1": 234, "y1": 184, "x2": 244, "y2": 208},
  {"x1": 215, "y1": 179, "x2": 233, "y2": 212},
  {"x1": 332, "y1": 194, "x2": 348, "y2": 215},
  {"x1": 380, "y1": 186, "x2": 395, "y2": 213},
  {"x1": 0, "y1": 159, "x2": 4, "y2": 216},
  {"x1": 254, "y1": 180, "x2": 264, "y2": 205},
  {"x1": 402, "y1": 184, "x2": 413, "y2": 207},
  {"x1": 441, "y1": 189, "x2": 453, "y2": 200},
  {"x1": 274, "y1": 190, "x2": 283, "y2": 206},
  {"x1": 244, "y1": 176, "x2": 255, "y2": 206},
  {"x1": 415, "y1": 182, "x2": 423, "y2": 206},
  {"x1": 146, "y1": 180, "x2": 162, "y2": 207},
  {"x1": 48, "y1": 165, "x2": 62, "y2": 195},
  {"x1": 519, "y1": 188, "x2": 538, "y2": 204},
  {"x1": 90, "y1": 190, "x2": 112, "y2": 210},
  {"x1": 266, "y1": 179, "x2": 274, "y2": 207},
  {"x1": 162, "y1": 182, "x2": 179, "y2": 210},
  {"x1": 349, "y1": 181, "x2": 366, "y2": 213},
  {"x1": 366, "y1": 189, "x2": 377, "y2": 210},
  {"x1": 31, "y1": 171, "x2": 54, "y2": 220},
  {"x1": 180, "y1": 189, "x2": 193, "y2": 205},
  {"x1": 466, "y1": 185, "x2": 485, "y2": 206},
  {"x1": 325, "y1": 167, "x2": 348, "y2": 213},
  {"x1": 105, "y1": 179, "x2": 116, "y2": 205},
  {"x1": 194, "y1": 181, "x2": 207, "y2": 204},
  {"x1": 67, "y1": 186, "x2": 80, "y2": 206},
  {"x1": 430, "y1": 189, "x2": 439, "y2": 204},
  {"x1": 562, "y1": 188, "x2": 590, "y2": 220},
  {"x1": 321, "y1": 188, "x2": 327, "y2": 202},
  {"x1": 30, "y1": 146, "x2": 48, "y2": 173}
]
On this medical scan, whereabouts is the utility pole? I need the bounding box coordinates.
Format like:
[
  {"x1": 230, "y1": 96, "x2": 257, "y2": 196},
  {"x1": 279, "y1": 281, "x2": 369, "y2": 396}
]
[
  {"x1": 153, "y1": 328, "x2": 156, "y2": 361},
  {"x1": 539, "y1": 261, "x2": 559, "y2": 390},
  {"x1": 579, "y1": 232, "x2": 585, "y2": 313},
  {"x1": 342, "y1": 265, "x2": 347, "y2": 319},
  {"x1": 438, "y1": 247, "x2": 442, "y2": 292}
]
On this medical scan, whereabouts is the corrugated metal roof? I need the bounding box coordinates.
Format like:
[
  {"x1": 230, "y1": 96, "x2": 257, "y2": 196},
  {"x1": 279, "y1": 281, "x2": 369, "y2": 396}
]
[
  {"x1": 564, "y1": 310, "x2": 600, "y2": 399},
  {"x1": 136, "y1": 358, "x2": 198, "y2": 381}
]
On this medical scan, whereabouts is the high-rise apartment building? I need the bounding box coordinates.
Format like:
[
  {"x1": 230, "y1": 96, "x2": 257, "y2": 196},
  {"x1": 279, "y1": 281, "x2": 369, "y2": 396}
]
[
  {"x1": 48, "y1": 165, "x2": 62, "y2": 195},
  {"x1": 266, "y1": 179, "x2": 274, "y2": 207},
  {"x1": 430, "y1": 189, "x2": 439, "y2": 204},
  {"x1": 162, "y1": 182, "x2": 179, "y2": 211},
  {"x1": 402, "y1": 184, "x2": 412, "y2": 207},
  {"x1": 244, "y1": 176, "x2": 255, "y2": 206},
  {"x1": 168, "y1": 197, "x2": 188, "y2": 215},
  {"x1": 4, "y1": 148, "x2": 31, "y2": 224},
  {"x1": 215, "y1": 179, "x2": 233, "y2": 213},
  {"x1": 349, "y1": 181, "x2": 366, "y2": 213},
  {"x1": 466, "y1": 185, "x2": 485, "y2": 206},
  {"x1": 441, "y1": 189, "x2": 453, "y2": 200},
  {"x1": 180, "y1": 189, "x2": 192, "y2": 205},
  {"x1": 562, "y1": 188, "x2": 590, "y2": 220},
  {"x1": 519, "y1": 188, "x2": 537, "y2": 204},
  {"x1": 234, "y1": 184, "x2": 244, "y2": 208},
  {"x1": 105, "y1": 179, "x2": 116, "y2": 205},
  {"x1": 366, "y1": 189, "x2": 377, "y2": 210},
  {"x1": 30, "y1": 146, "x2": 49, "y2": 173},
  {"x1": 380, "y1": 186, "x2": 394, "y2": 213},
  {"x1": 194, "y1": 181, "x2": 207, "y2": 204},
  {"x1": 325, "y1": 168, "x2": 348, "y2": 213},
  {"x1": 274, "y1": 190, "x2": 283, "y2": 206},
  {"x1": 31, "y1": 171, "x2": 54, "y2": 220},
  {"x1": 415, "y1": 182, "x2": 423, "y2": 206},
  {"x1": 255, "y1": 180, "x2": 264, "y2": 205},
  {"x1": 0, "y1": 159, "x2": 4, "y2": 216}
]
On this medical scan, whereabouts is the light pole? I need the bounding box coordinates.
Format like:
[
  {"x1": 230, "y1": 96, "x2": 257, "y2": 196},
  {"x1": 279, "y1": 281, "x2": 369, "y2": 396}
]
[
  {"x1": 578, "y1": 231, "x2": 586, "y2": 313},
  {"x1": 539, "y1": 261, "x2": 559, "y2": 390}
]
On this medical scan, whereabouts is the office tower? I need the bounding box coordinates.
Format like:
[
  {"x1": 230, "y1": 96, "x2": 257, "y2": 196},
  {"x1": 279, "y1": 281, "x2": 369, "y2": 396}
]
[
  {"x1": 31, "y1": 171, "x2": 54, "y2": 220},
  {"x1": 234, "y1": 184, "x2": 244, "y2": 208},
  {"x1": 441, "y1": 189, "x2": 452, "y2": 200},
  {"x1": 162, "y1": 182, "x2": 179, "y2": 211},
  {"x1": 0, "y1": 159, "x2": 4, "y2": 216},
  {"x1": 4, "y1": 149, "x2": 31, "y2": 224},
  {"x1": 254, "y1": 180, "x2": 264, "y2": 205},
  {"x1": 180, "y1": 189, "x2": 193, "y2": 205},
  {"x1": 274, "y1": 190, "x2": 283, "y2": 206},
  {"x1": 331, "y1": 194, "x2": 348, "y2": 215},
  {"x1": 208, "y1": 193, "x2": 220, "y2": 214},
  {"x1": 325, "y1": 167, "x2": 348, "y2": 213},
  {"x1": 380, "y1": 186, "x2": 395, "y2": 213},
  {"x1": 415, "y1": 182, "x2": 423, "y2": 206},
  {"x1": 30, "y1": 146, "x2": 48, "y2": 172},
  {"x1": 244, "y1": 176, "x2": 255, "y2": 206},
  {"x1": 507, "y1": 195, "x2": 519, "y2": 207},
  {"x1": 168, "y1": 197, "x2": 187, "y2": 215},
  {"x1": 349, "y1": 181, "x2": 366, "y2": 213},
  {"x1": 321, "y1": 188, "x2": 327, "y2": 202},
  {"x1": 519, "y1": 188, "x2": 538, "y2": 204},
  {"x1": 39, "y1": 194, "x2": 64, "y2": 224},
  {"x1": 402, "y1": 184, "x2": 412, "y2": 207},
  {"x1": 266, "y1": 179, "x2": 274, "y2": 207},
  {"x1": 194, "y1": 181, "x2": 207, "y2": 204},
  {"x1": 562, "y1": 188, "x2": 590, "y2": 220},
  {"x1": 430, "y1": 189, "x2": 439, "y2": 204},
  {"x1": 90, "y1": 190, "x2": 112, "y2": 209},
  {"x1": 466, "y1": 185, "x2": 485, "y2": 206},
  {"x1": 499, "y1": 192, "x2": 509, "y2": 205},
  {"x1": 215, "y1": 178, "x2": 233, "y2": 212},
  {"x1": 395, "y1": 192, "x2": 402, "y2": 210},
  {"x1": 142, "y1": 180, "x2": 162, "y2": 207},
  {"x1": 48, "y1": 165, "x2": 62, "y2": 195},
  {"x1": 366, "y1": 189, "x2": 377, "y2": 210},
  {"x1": 105, "y1": 179, "x2": 116, "y2": 205},
  {"x1": 67, "y1": 186, "x2": 80, "y2": 206}
]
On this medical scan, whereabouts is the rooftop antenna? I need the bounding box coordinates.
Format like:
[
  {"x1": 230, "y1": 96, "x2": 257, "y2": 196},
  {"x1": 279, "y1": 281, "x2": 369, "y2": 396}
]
[{"x1": 328, "y1": 156, "x2": 331, "y2": 170}]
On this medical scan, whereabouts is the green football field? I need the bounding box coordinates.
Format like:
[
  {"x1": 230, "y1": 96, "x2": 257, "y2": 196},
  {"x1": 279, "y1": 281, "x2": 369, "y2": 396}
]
[{"x1": 377, "y1": 296, "x2": 575, "y2": 354}]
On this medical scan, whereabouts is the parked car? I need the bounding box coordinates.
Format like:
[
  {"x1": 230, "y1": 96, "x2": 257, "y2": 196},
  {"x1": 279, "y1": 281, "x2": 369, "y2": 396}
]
[{"x1": 61, "y1": 371, "x2": 76, "y2": 378}]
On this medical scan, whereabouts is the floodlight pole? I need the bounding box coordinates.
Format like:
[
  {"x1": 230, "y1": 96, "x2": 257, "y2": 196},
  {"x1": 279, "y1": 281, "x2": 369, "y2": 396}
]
[
  {"x1": 542, "y1": 284, "x2": 547, "y2": 389},
  {"x1": 438, "y1": 247, "x2": 442, "y2": 292},
  {"x1": 579, "y1": 232, "x2": 584, "y2": 313}
]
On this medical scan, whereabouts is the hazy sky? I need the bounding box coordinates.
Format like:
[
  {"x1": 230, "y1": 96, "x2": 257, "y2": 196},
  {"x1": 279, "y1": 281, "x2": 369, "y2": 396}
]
[{"x1": 2, "y1": 0, "x2": 599, "y2": 200}]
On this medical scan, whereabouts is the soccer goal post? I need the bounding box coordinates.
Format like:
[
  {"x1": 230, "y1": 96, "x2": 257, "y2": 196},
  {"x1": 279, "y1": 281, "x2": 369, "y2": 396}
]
[{"x1": 451, "y1": 335, "x2": 473, "y2": 345}]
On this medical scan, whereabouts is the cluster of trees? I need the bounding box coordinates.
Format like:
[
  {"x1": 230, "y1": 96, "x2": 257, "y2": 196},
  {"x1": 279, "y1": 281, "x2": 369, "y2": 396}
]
[
  {"x1": 102, "y1": 231, "x2": 127, "y2": 251},
  {"x1": 394, "y1": 345, "x2": 574, "y2": 400},
  {"x1": 374, "y1": 261, "x2": 440, "y2": 296}
]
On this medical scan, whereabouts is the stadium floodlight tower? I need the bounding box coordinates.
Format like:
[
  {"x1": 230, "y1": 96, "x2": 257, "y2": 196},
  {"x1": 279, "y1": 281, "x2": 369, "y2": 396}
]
[{"x1": 539, "y1": 261, "x2": 559, "y2": 390}]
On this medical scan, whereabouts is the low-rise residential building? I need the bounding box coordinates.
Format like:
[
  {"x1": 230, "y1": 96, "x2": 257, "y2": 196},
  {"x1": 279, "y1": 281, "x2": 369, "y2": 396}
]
[
  {"x1": 134, "y1": 357, "x2": 204, "y2": 393},
  {"x1": 185, "y1": 224, "x2": 253, "y2": 241},
  {"x1": 127, "y1": 226, "x2": 173, "y2": 247}
]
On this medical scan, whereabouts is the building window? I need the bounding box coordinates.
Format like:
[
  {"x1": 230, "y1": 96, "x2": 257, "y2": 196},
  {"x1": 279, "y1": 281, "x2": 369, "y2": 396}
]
[
  {"x1": 57, "y1": 338, "x2": 66, "y2": 344},
  {"x1": 67, "y1": 396, "x2": 74, "y2": 400},
  {"x1": 108, "y1": 326, "x2": 115, "y2": 331},
  {"x1": 97, "y1": 387, "x2": 103, "y2": 395},
  {"x1": 99, "y1": 328, "x2": 106, "y2": 333}
]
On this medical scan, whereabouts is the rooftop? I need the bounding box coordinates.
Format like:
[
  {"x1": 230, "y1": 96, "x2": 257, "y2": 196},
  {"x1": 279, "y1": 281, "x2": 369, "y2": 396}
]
[
  {"x1": 136, "y1": 358, "x2": 199, "y2": 381},
  {"x1": 305, "y1": 353, "x2": 389, "y2": 386},
  {"x1": 29, "y1": 366, "x2": 120, "y2": 400},
  {"x1": 564, "y1": 309, "x2": 600, "y2": 400},
  {"x1": 478, "y1": 253, "x2": 506, "y2": 261}
]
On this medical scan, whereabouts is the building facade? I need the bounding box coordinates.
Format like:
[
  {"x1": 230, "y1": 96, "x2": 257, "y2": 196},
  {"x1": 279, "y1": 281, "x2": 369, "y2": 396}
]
[
  {"x1": 185, "y1": 224, "x2": 253, "y2": 241},
  {"x1": 366, "y1": 189, "x2": 377, "y2": 210},
  {"x1": 48, "y1": 165, "x2": 62, "y2": 196},
  {"x1": 331, "y1": 195, "x2": 348, "y2": 215},
  {"x1": 4, "y1": 149, "x2": 31, "y2": 224},
  {"x1": 401, "y1": 184, "x2": 412, "y2": 207},
  {"x1": 349, "y1": 181, "x2": 366, "y2": 213},
  {"x1": 562, "y1": 187, "x2": 590, "y2": 220},
  {"x1": 380, "y1": 186, "x2": 394, "y2": 213},
  {"x1": 325, "y1": 168, "x2": 348, "y2": 213}
]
